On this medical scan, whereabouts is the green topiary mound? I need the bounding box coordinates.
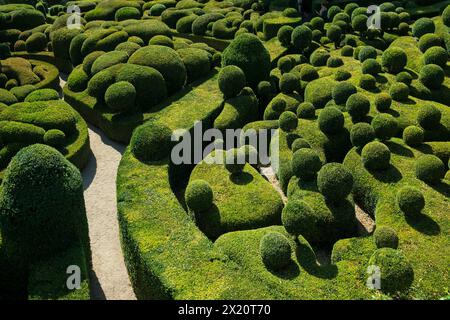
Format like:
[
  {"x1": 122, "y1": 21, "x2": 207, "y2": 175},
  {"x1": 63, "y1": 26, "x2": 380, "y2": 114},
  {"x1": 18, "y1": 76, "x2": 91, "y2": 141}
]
[
  {"x1": 362, "y1": 58, "x2": 381, "y2": 75},
  {"x1": 218, "y1": 65, "x2": 246, "y2": 98},
  {"x1": 346, "y1": 93, "x2": 370, "y2": 121},
  {"x1": 310, "y1": 49, "x2": 331, "y2": 67},
  {"x1": 419, "y1": 64, "x2": 444, "y2": 89},
  {"x1": 374, "y1": 226, "x2": 399, "y2": 249},
  {"x1": 277, "y1": 25, "x2": 294, "y2": 47},
  {"x1": 443, "y1": 5, "x2": 450, "y2": 27},
  {"x1": 412, "y1": 17, "x2": 435, "y2": 38},
  {"x1": 224, "y1": 148, "x2": 246, "y2": 174},
  {"x1": 415, "y1": 154, "x2": 445, "y2": 184},
  {"x1": 417, "y1": 104, "x2": 441, "y2": 130},
  {"x1": 279, "y1": 111, "x2": 298, "y2": 132},
  {"x1": 350, "y1": 122, "x2": 375, "y2": 148},
  {"x1": 291, "y1": 148, "x2": 322, "y2": 180},
  {"x1": 279, "y1": 72, "x2": 300, "y2": 94},
  {"x1": 332, "y1": 82, "x2": 356, "y2": 105},
  {"x1": 418, "y1": 34, "x2": 442, "y2": 53},
  {"x1": 389, "y1": 82, "x2": 409, "y2": 102},
  {"x1": 382, "y1": 47, "x2": 407, "y2": 74},
  {"x1": 291, "y1": 25, "x2": 312, "y2": 51},
  {"x1": 185, "y1": 179, "x2": 214, "y2": 212},
  {"x1": 43, "y1": 129, "x2": 66, "y2": 147},
  {"x1": 358, "y1": 46, "x2": 377, "y2": 62},
  {"x1": 25, "y1": 32, "x2": 47, "y2": 52},
  {"x1": 368, "y1": 248, "x2": 414, "y2": 295},
  {"x1": 259, "y1": 232, "x2": 292, "y2": 271},
  {"x1": 317, "y1": 162, "x2": 353, "y2": 203},
  {"x1": 375, "y1": 93, "x2": 392, "y2": 112},
  {"x1": 371, "y1": 113, "x2": 398, "y2": 140},
  {"x1": 396, "y1": 186, "x2": 425, "y2": 214},
  {"x1": 130, "y1": 121, "x2": 173, "y2": 162},
  {"x1": 361, "y1": 141, "x2": 391, "y2": 171},
  {"x1": 423, "y1": 46, "x2": 448, "y2": 68},
  {"x1": 291, "y1": 138, "x2": 311, "y2": 152},
  {"x1": 402, "y1": 126, "x2": 424, "y2": 147},
  {"x1": 115, "y1": 6, "x2": 141, "y2": 21},
  {"x1": 0, "y1": 144, "x2": 85, "y2": 262},
  {"x1": 318, "y1": 107, "x2": 344, "y2": 134},
  {"x1": 281, "y1": 199, "x2": 314, "y2": 237},
  {"x1": 296, "y1": 102, "x2": 315, "y2": 119},
  {"x1": 104, "y1": 81, "x2": 136, "y2": 112}
]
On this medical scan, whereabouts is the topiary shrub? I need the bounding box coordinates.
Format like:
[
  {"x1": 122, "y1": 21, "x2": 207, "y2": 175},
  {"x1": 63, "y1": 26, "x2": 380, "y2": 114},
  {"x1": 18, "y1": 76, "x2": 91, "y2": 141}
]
[
  {"x1": 299, "y1": 64, "x2": 319, "y2": 82},
  {"x1": 51, "y1": 27, "x2": 81, "y2": 60},
  {"x1": 222, "y1": 33, "x2": 270, "y2": 88},
  {"x1": 418, "y1": 34, "x2": 442, "y2": 53},
  {"x1": 130, "y1": 121, "x2": 173, "y2": 162},
  {"x1": 368, "y1": 248, "x2": 414, "y2": 295},
  {"x1": 24, "y1": 88, "x2": 59, "y2": 102},
  {"x1": 423, "y1": 46, "x2": 448, "y2": 68},
  {"x1": 352, "y1": 14, "x2": 368, "y2": 35},
  {"x1": 10, "y1": 85, "x2": 36, "y2": 102},
  {"x1": 43, "y1": 129, "x2": 66, "y2": 147},
  {"x1": 443, "y1": 5, "x2": 450, "y2": 27},
  {"x1": 341, "y1": 45, "x2": 353, "y2": 57},
  {"x1": 358, "y1": 46, "x2": 377, "y2": 62},
  {"x1": 318, "y1": 107, "x2": 344, "y2": 134},
  {"x1": 104, "y1": 81, "x2": 136, "y2": 112},
  {"x1": 374, "y1": 226, "x2": 399, "y2": 249},
  {"x1": 398, "y1": 22, "x2": 409, "y2": 35},
  {"x1": 271, "y1": 97, "x2": 286, "y2": 113},
  {"x1": 395, "y1": 72, "x2": 413, "y2": 86},
  {"x1": 359, "y1": 74, "x2": 377, "y2": 90},
  {"x1": 177, "y1": 47, "x2": 211, "y2": 83},
  {"x1": 417, "y1": 104, "x2": 441, "y2": 130},
  {"x1": 415, "y1": 154, "x2": 445, "y2": 184},
  {"x1": 317, "y1": 162, "x2": 353, "y2": 203},
  {"x1": 257, "y1": 81, "x2": 273, "y2": 98},
  {"x1": 310, "y1": 48, "x2": 330, "y2": 66},
  {"x1": 371, "y1": 113, "x2": 398, "y2": 140},
  {"x1": 311, "y1": 16, "x2": 324, "y2": 30},
  {"x1": 87, "y1": 68, "x2": 116, "y2": 100},
  {"x1": 0, "y1": 144, "x2": 85, "y2": 262},
  {"x1": 277, "y1": 25, "x2": 294, "y2": 47},
  {"x1": 419, "y1": 64, "x2": 444, "y2": 89},
  {"x1": 382, "y1": 47, "x2": 407, "y2": 74},
  {"x1": 402, "y1": 126, "x2": 424, "y2": 147},
  {"x1": 115, "y1": 41, "x2": 141, "y2": 56},
  {"x1": 297, "y1": 102, "x2": 315, "y2": 119},
  {"x1": 327, "y1": 5, "x2": 342, "y2": 21},
  {"x1": 326, "y1": 56, "x2": 343, "y2": 68},
  {"x1": 291, "y1": 148, "x2": 322, "y2": 180},
  {"x1": 224, "y1": 148, "x2": 245, "y2": 174},
  {"x1": 281, "y1": 199, "x2": 313, "y2": 237},
  {"x1": 335, "y1": 69, "x2": 351, "y2": 81},
  {"x1": 291, "y1": 25, "x2": 312, "y2": 51},
  {"x1": 218, "y1": 65, "x2": 246, "y2": 98},
  {"x1": 0, "y1": 89, "x2": 17, "y2": 106},
  {"x1": 185, "y1": 179, "x2": 213, "y2": 212},
  {"x1": 346, "y1": 93, "x2": 370, "y2": 121},
  {"x1": 326, "y1": 24, "x2": 343, "y2": 47},
  {"x1": 350, "y1": 122, "x2": 375, "y2": 148},
  {"x1": 277, "y1": 56, "x2": 292, "y2": 74},
  {"x1": 115, "y1": 6, "x2": 141, "y2": 21},
  {"x1": 362, "y1": 58, "x2": 381, "y2": 75},
  {"x1": 332, "y1": 82, "x2": 356, "y2": 105},
  {"x1": 149, "y1": 4, "x2": 167, "y2": 16},
  {"x1": 25, "y1": 32, "x2": 47, "y2": 52},
  {"x1": 279, "y1": 111, "x2": 298, "y2": 132},
  {"x1": 396, "y1": 186, "x2": 425, "y2": 214},
  {"x1": 375, "y1": 93, "x2": 392, "y2": 112},
  {"x1": 67, "y1": 67, "x2": 89, "y2": 92},
  {"x1": 192, "y1": 13, "x2": 224, "y2": 36},
  {"x1": 91, "y1": 50, "x2": 129, "y2": 75},
  {"x1": 291, "y1": 138, "x2": 311, "y2": 152},
  {"x1": 361, "y1": 141, "x2": 391, "y2": 171},
  {"x1": 149, "y1": 35, "x2": 174, "y2": 48},
  {"x1": 176, "y1": 14, "x2": 198, "y2": 33},
  {"x1": 259, "y1": 232, "x2": 292, "y2": 271},
  {"x1": 412, "y1": 17, "x2": 435, "y2": 38},
  {"x1": 82, "y1": 51, "x2": 105, "y2": 76},
  {"x1": 279, "y1": 72, "x2": 300, "y2": 94},
  {"x1": 389, "y1": 82, "x2": 409, "y2": 101}
]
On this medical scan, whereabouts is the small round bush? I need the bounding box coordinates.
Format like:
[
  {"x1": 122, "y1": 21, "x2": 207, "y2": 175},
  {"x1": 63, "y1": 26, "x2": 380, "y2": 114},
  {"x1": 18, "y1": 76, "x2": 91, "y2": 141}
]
[
  {"x1": 375, "y1": 93, "x2": 392, "y2": 112},
  {"x1": 149, "y1": 35, "x2": 174, "y2": 48},
  {"x1": 358, "y1": 46, "x2": 377, "y2": 62},
  {"x1": 218, "y1": 65, "x2": 246, "y2": 98},
  {"x1": 279, "y1": 72, "x2": 300, "y2": 94},
  {"x1": 259, "y1": 232, "x2": 292, "y2": 271},
  {"x1": 300, "y1": 64, "x2": 319, "y2": 81},
  {"x1": 24, "y1": 88, "x2": 59, "y2": 102},
  {"x1": 277, "y1": 25, "x2": 294, "y2": 47},
  {"x1": 25, "y1": 32, "x2": 47, "y2": 52},
  {"x1": 368, "y1": 248, "x2": 414, "y2": 294},
  {"x1": 291, "y1": 138, "x2": 311, "y2": 152},
  {"x1": 327, "y1": 56, "x2": 343, "y2": 68},
  {"x1": 395, "y1": 72, "x2": 413, "y2": 86},
  {"x1": 296, "y1": 102, "x2": 315, "y2": 119},
  {"x1": 423, "y1": 46, "x2": 448, "y2": 68},
  {"x1": 277, "y1": 56, "x2": 293, "y2": 74},
  {"x1": 311, "y1": 29, "x2": 322, "y2": 42},
  {"x1": 341, "y1": 45, "x2": 353, "y2": 56},
  {"x1": 417, "y1": 104, "x2": 441, "y2": 130},
  {"x1": 318, "y1": 107, "x2": 344, "y2": 134},
  {"x1": 346, "y1": 93, "x2": 370, "y2": 121},
  {"x1": 326, "y1": 24, "x2": 343, "y2": 46},
  {"x1": 362, "y1": 58, "x2": 381, "y2": 75},
  {"x1": 257, "y1": 81, "x2": 272, "y2": 98},
  {"x1": 389, "y1": 82, "x2": 409, "y2": 101},
  {"x1": 317, "y1": 163, "x2": 353, "y2": 203},
  {"x1": 185, "y1": 179, "x2": 213, "y2": 212},
  {"x1": 419, "y1": 64, "x2": 444, "y2": 89},
  {"x1": 310, "y1": 49, "x2": 330, "y2": 67},
  {"x1": 361, "y1": 141, "x2": 391, "y2": 171},
  {"x1": 279, "y1": 111, "x2": 298, "y2": 132},
  {"x1": 332, "y1": 82, "x2": 357, "y2": 105},
  {"x1": 272, "y1": 97, "x2": 286, "y2": 112},
  {"x1": 291, "y1": 25, "x2": 312, "y2": 51},
  {"x1": 327, "y1": 5, "x2": 342, "y2": 21},
  {"x1": 291, "y1": 148, "x2": 322, "y2": 180},
  {"x1": 224, "y1": 148, "x2": 246, "y2": 174},
  {"x1": 14, "y1": 40, "x2": 26, "y2": 51},
  {"x1": 374, "y1": 226, "x2": 399, "y2": 249},
  {"x1": 104, "y1": 81, "x2": 136, "y2": 112},
  {"x1": 352, "y1": 14, "x2": 368, "y2": 34},
  {"x1": 418, "y1": 34, "x2": 442, "y2": 53},
  {"x1": 43, "y1": 129, "x2": 66, "y2": 147},
  {"x1": 282, "y1": 200, "x2": 314, "y2": 237},
  {"x1": 350, "y1": 122, "x2": 375, "y2": 148},
  {"x1": 371, "y1": 113, "x2": 398, "y2": 140},
  {"x1": 403, "y1": 126, "x2": 424, "y2": 147},
  {"x1": 311, "y1": 16, "x2": 325, "y2": 30},
  {"x1": 412, "y1": 17, "x2": 435, "y2": 38},
  {"x1": 415, "y1": 154, "x2": 445, "y2": 184},
  {"x1": 130, "y1": 121, "x2": 173, "y2": 162},
  {"x1": 443, "y1": 5, "x2": 450, "y2": 27},
  {"x1": 398, "y1": 22, "x2": 410, "y2": 35},
  {"x1": 87, "y1": 69, "x2": 116, "y2": 100},
  {"x1": 149, "y1": 4, "x2": 166, "y2": 16},
  {"x1": 382, "y1": 47, "x2": 407, "y2": 74},
  {"x1": 396, "y1": 186, "x2": 425, "y2": 214},
  {"x1": 335, "y1": 69, "x2": 351, "y2": 81},
  {"x1": 359, "y1": 74, "x2": 377, "y2": 90},
  {"x1": 115, "y1": 7, "x2": 141, "y2": 21}
]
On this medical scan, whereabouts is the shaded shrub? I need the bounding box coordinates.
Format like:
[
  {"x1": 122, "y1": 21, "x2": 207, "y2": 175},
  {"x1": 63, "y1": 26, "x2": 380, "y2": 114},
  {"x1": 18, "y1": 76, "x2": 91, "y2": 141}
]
[
  {"x1": 419, "y1": 64, "x2": 444, "y2": 89},
  {"x1": 318, "y1": 107, "x2": 344, "y2": 134},
  {"x1": 185, "y1": 179, "x2": 213, "y2": 212},
  {"x1": 176, "y1": 15, "x2": 198, "y2": 33},
  {"x1": 423, "y1": 46, "x2": 448, "y2": 68},
  {"x1": 281, "y1": 199, "x2": 313, "y2": 237},
  {"x1": 335, "y1": 69, "x2": 351, "y2": 81},
  {"x1": 346, "y1": 93, "x2": 370, "y2": 121},
  {"x1": 291, "y1": 138, "x2": 311, "y2": 152},
  {"x1": 297, "y1": 102, "x2": 315, "y2": 119},
  {"x1": 224, "y1": 148, "x2": 245, "y2": 174},
  {"x1": 310, "y1": 49, "x2": 330, "y2": 66},
  {"x1": 418, "y1": 34, "x2": 442, "y2": 53},
  {"x1": 177, "y1": 47, "x2": 211, "y2": 83},
  {"x1": 362, "y1": 58, "x2": 381, "y2": 75},
  {"x1": 149, "y1": 4, "x2": 166, "y2": 16},
  {"x1": 358, "y1": 46, "x2": 377, "y2": 62},
  {"x1": 417, "y1": 104, "x2": 441, "y2": 130},
  {"x1": 375, "y1": 93, "x2": 392, "y2": 112},
  {"x1": 402, "y1": 126, "x2": 424, "y2": 147},
  {"x1": 91, "y1": 50, "x2": 128, "y2": 75},
  {"x1": 279, "y1": 111, "x2": 298, "y2": 132},
  {"x1": 115, "y1": 7, "x2": 141, "y2": 21},
  {"x1": 218, "y1": 65, "x2": 246, "y2": 98},
  {"x1": 130, "y1": 121, "x2": 173, "y2": 162},
  {"x1": 149, "y1": 35, "x2": 174, "y2": 48},
  {"x1": 291, "y1": 148, "x2": 322, "y2": 180},
  {"x1": 350, "y1": 122, "x2": 375, "y2": 148},
  {"x1": 104, "y1": 81, "x2": 136, "y2": 112},
  {"x1": 115, "y1": 41, "x2": 141, "y2": 56},
  {"x1": 25, "y1": 32, "x2": 47, "y2": 52},
  {"x1": 299, "y1": 65, "x2": 318, "y2": 81},
  {"x1": 374, "y1": 226, "x2": 399, "y2": 249},
  {"x1": 412, "y1": 17, "x2": 435, "y2": 38},
  {"x1": 382, "y1": 47, "x2": 407, "y2": 74},
  {"x1": 389, "y1": 82, "x2": 409, "y2": 101},
  {"x1": 24, "y1": 88, "x2": 58, "y2": 102},
  {"x1": 259, "y1": 232, "x2": 292, "y2": 271},
  {"x1": 332, "y1": 82, "x2": 356, "y2": 105},
  {"x1": 415, "y1": 154, "x2": 445, "y2": 184},
  {"x1": 395, "y1": 72, "x2": 413, "y2": 86},
  {"x1": 87, "y1": 68, "x2": 116, "y2": 100},
  {"x1": 43, "y1": 129, "x2": 65, "y2": 147},
  {"x1": 371, "y1": 113, "x2": 398, "y2": 140},
  {"x1": 291, "y1": 25, "x2": 312, "y2": 51},
  {"x1": 67, "y1": 67, "x2": 89, "y2": 92},
  {"x1": 396, "y1": 186, "x2": 425, "y2": 215},
  {"x1": 361, "y1": 141, "x2": 391, "y2": 171},
  {"x1": 317, "y1": 162, "x2": 353, "y2": 203},
  {"x1": 192, "y1": 13, "x2": 224, "y2": 35},
  {"x1": 279, "y1": 72, "x2": 300, "y2": 94}
]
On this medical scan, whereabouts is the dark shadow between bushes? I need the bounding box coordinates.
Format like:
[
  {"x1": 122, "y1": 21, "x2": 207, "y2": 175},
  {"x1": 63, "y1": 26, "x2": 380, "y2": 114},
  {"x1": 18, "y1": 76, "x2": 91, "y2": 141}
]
[
  {"x1": 196, "y1": 204, "x2": 222, "y2": 241},
  {"x1": 374, "y1": 74, "x2": 388, "y2": 84},
  {"x1": 385, "y1": 140, "x2": 414, "y2": 158},
  {"x1": 405, "y1": 211, "x2": 440, "y2": 236},
  {"x1": 229, "y1": 171, "x2": 253, "y2": 185},
  {"x1": 425, "y1": 180, "x2": 450, "y2": 198},
  {"x1": 295, "y1": 241, "x2": 338, "y2": 279},
  {"x1": 369, "y1": 164, "x2": 402, "y2": 183},
  {"x1": 267, "y1": 260, "x2": 300, "y2": 280},
  {"x1": 385, "y1": 108, "x2": 400, "y2": 117}
]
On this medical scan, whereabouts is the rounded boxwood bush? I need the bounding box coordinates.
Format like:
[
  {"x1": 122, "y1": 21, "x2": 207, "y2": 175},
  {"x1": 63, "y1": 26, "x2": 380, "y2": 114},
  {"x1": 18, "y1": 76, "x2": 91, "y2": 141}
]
[
  {"x1": 415, "y1": 154, "x2": 445, "y2": 184},
  {"x1": 149, "y1": 4, "x2": 166, "y2": 16},
  {"x1": 177, "y1": 47, "x2": 211, "y2": 83},
  {"x1": 87, "y1": 68, "x2": 116, "y2": 100},
  {"x1": 443, "y1": 5, "x2": 450, "y2": 27},
  {"x1": 291, "y1": 148, "x2": 322, "y2": 180},
  {"x1": 374, "y1": 226, "x2": 399, "y2": 249},
  {"x1": 14, "y1": 40, "x2": 26, "y2": 51},
  {"x1": 297, "y1": 102, "x2": 315, "y2": 119},
  {"x1": 326, "y1": 24, "x2": 343, "y2": 46},
  {"x1": 368, "y1": 248, "x2": 414, "y2": 294},
  {"x1": 82, "y1": 51, "x2": 105, "y2": 76},
  {"x1": 398, "y1": 22, "x2": 410, "y2": 35},
  {"x1": 327, "y1": 5, "x2": 342, "y2": 21},
  {"x1": 104, "y1": 81, "x2": 136, "y2": 112},
  {"x1": 0, "y1": 144, "x2": 84, "y2": 262},
  {"x1": 271, "y1": 97, "x2": 286, "y2": 113},
  {"x1": 291, "y1": 25, "x2": 312, "y2": 51},
  {"x1": 403, "y1": 126, "x2": 424, "y2": 147},
  {"x1": 359, "y1": 74, "x2": 377, "y2": 90},
  {"x1": 222, "y1": 33, "x2": 270, "y2": 88},
  {"x1": 362, "y1": 58, "x2": 381, "y2": 75},
  {"x1": 130, "y1": 121, "x2": 173, "y2": 162},
  {"x1": 279, "y1": 72, "x2": 299, "y2": 93},
  {"x1": 259, "y1": 232, "x2": 292, "y2": 271},
  {"x1": 423, "y1": 46, "x2": 448, "y2": 68},
  {"x1": 371, "y1": 113, "x2": 398, "y2": 140},
  {"x1": 24, "y1": 88, "x2": 59, "y2": 102},
  {"x1": 358, "y1": 46, "x2": 377, "y2": 62},
  {"x1": 281, "y1": 199, "x2": 314, "y2": 237},
  {"x1": 375, "y1": 93, "x2": 392, "y2": 112},
  {"x1": 332, "y1": 82, "x2": 357, "y2": 105},
  {"x1": 279, "y1": 111, "x2": 298, "y2": 132},
  {"x1": 418, "y1": 34, "x2": 442, "y2": 53},
  {"x1": 412, "y1": 17, "x2": 435, "y2": 38},
  {"x1": 352, "y1": 14, "x2": 368, "y2": 34},
  {"x1": 327, "y1": 56, "x2": 343, "y2": 68},
  {"x1": 382, "y1": 47, "x2": 407, "y2": 74},
  {"x1": 361, "y1": 141, "x2": 391, "y2": 170},
  {"x1": 43, "y1": 129, "x2": 66, "y2": 147},
  {"x1": 346, "y1": 93, "x2": 370, "y2": 121},
  {"x1": 335, "y1": 69, "x2": 351, "y2": 81},
  {"x1": 311, "y1": 16, "x2": 325, "y2": 30},
  {"x1": 218, "y1": 65, "x2": 246, "y2": 98},
  {"x1": 417, "y1": 104, "x2": 441, "y2": 130},
  {"x1": 419, "y1": 64, "x2": 445, "y2": 89},
  {"x1": 300, "y1": 64, "x2": 319, "y2": 81},
  {"x1": 224, "y1": 148, "x2": 246, "y2": 174},
  {"x1": 318, "y1": 107, "x2": 344, "y2": 134},
  {"x1": 185, "y1": 179, "x2": 213, "y2": 212},
  {"x1": 277, "y1": 25, "x2": 293, "y2": 47},
  {"x1": 115, "y1": 41, "x2": 141, "y2": 56},
  {"x1": 67, "y1": 67, "x2": 89, "y2": 92},
  {"x1": 115, "y1": 7, "x2": 141, "y2": 21},
  {"x1": 389, "y1": 82, "x2": 409, "y2": 101},
  {"x1": 310, "y1": 49, "x2": 331, "y2": 66},
  {"x1": 395, "y1": 71, "x2": 413, "y2": 86},
  {"x1": 257, "y1": 80, "x2": 272, "y2": 98},
  {"x1": 396, "y1": 186, "x2": 425, "y2": 214},
  {"x1": 149, "y1": 35, "x2": 174, "y2": 48},
  {"x1": 25, "y1": 32, "x2": 47, "y2": 52},
  {"x1": 341, "y1": 45, "x2": 354, "y2": 56},
  {"x1": 291, "y1": 138, "x2": 311, "y2": 152},
  {"x1": 350, "y1": 122, "x2": 375, "y2": 148},
  {"x1": 277, "y1": 56, "x2": 293, "y2": 74},
  {"x1": 317, "y1": 162, "x2": 353, "y2": 203},
  {"x1": 91, "y1": 50, "x2": 129, "y2": 75}
]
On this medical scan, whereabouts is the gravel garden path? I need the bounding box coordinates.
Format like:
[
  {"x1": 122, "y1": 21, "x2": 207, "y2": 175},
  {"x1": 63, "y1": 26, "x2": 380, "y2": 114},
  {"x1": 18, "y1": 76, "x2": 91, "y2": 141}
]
[{"x1": 60, "y1": 76, "x2": 136, "y2": 300}]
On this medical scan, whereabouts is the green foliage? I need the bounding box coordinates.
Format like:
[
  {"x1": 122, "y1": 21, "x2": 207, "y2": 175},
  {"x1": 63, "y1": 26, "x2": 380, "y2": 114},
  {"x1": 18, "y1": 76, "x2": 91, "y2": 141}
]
[
  {"x1": 149, "y1": 4, "x2": 167, "y2": 16},
  {"x1": 371, "y1": 113, "x2": 398, "y2": 140},
  {"x1": 299, "y1": 65, "x2": 318, "y2": 82},
  {"x1": 218, "y1": 65, "x2": 246, "y2": 98},
  {"x1": 130, "y1": 121, "x2": 173, "y2": 162},
  {"x1": 91, "y1": 50, "x2": 128, "y2": 75},
  {"x1": 296, "y1": 102, "x2": 315, "y2": 119},
  {"x1": 291, "y1": 25, "x2": 312, "y2": 51},
  {"x1": 43, "y1": 129, "x2": 66, "y2": 147},
  {"x1": 224, "y1": 148, "x2": 245, "y2": 174},
  {"x1": 362, "y1": 58, "x2": 381, "y2": 75},
  {"x1": 291, "y1": 148, "x2": 321, "y2": 180},
  {"x1": 318, "y1": 107, "x2": 344, "y2": 134},
  {"x1": 350, "y1": 122, "x2": 375, "y2": 148},
  {"x1": 332, "y1": 82, "x2": 356, "y2": 105},
  {"x1": 310, "y1": 48, "x2": 330, "y2": 67},
  {"x1": 25, "y1": 32, "x2": 47, "y2": 52},
  {"x1": 361, "y1": 141, "x2": 391, "y2": 171},
  {"x1": 192, "y1": 13, "x2": 224, "y2": 35},
  {"x1": 149, "y1": 35, "x2": 174, "y2": 48},
  {"x1": 87, "y1": 68, "x2": 116, "y2": 100},
  {"x1": 115, "y1": 6, "x2": 141, "y2": 21},
  {"x1": 69, "y1": 33, "x2": 87, "y2": 66},
  {"x1": 10, "y1": 85, "x2": 36, "y2": 102},
  {"x1": 51, "y1": 27, "x2": 81, "y2": 60},
  {"x1": 259, "y1": 232, "x2": 291, "y2": 271},
  {"x1": 375, "y1": 93, "x2": 392, "y2": 112},
  {"x1": 395, "y1": 72, "x2": 413, "y2": 86},
  {"x1": 389, "y1": 82, "x2": 409, "y2": 101},
  {"x1": 291, "y1": 138, "x2": 311, "y2": 152},
  {"x1": 382, "y1": 47, "x2": 407, "y2": 74},
  {"x1": 281, "y1": 199, "x2": 313, "y2": 237},
  {"x1": 396, "y1": 186, "x2": 425, "y2": 214},
  {"x1": 415, "y1": 154, "x2": 445, "y2": 184},
  {"x1": 423, "y1": 46, "x2": 448, "y2": 68},
  {"x1": 279, "y1": 111, "x2": 297, "y2": 132},
  {"x1": 374, "y1": 226, "x2": 399, "y2": 249},
  {"x1": 358, "y1": 46, "x2": 377, "y2": 62},
  {"x1": 326, "y1": 24, "x2": 342, "y2": 46},
  {"x1": 177, "y1": 47, "x2": 211, "y2": 83},
  {"x1": 334, "y1": 69, "x2": 351, "y2": 81},
  {"x1": 185, "y1": 179, "x2": 213, "y2": 212},
  {"x1": 359, "y1": 74, "x2": 376, "y2": 90},
  {"x1": 115, "y1": 41, "x2": 141, "y2": 56},
  {"x1": 419, "y1": 64, "x2": 444, "y2": 89},
  {"x1": 0, "y1": 88, "x2": 19, "y2": 105},
  {"x1": 417, "y1": 104, "x2": 441, "y2": 130},
  {"x1": 402, "y1": 126, "x2": 424, "y2": 147},
  {"x1": 341, "y1": 45, "x2": 354, "y2": 57},
  {"x1": 326, "y1": 56, "x2": 343, "y2": 68},
  {"x1": 67, "y1": 67, "x2": 89, "y2": 92},
  {"x1": 104, "y1": 81, "x2": 136, "y2": 112},
  {"x1": 279, "y1": 72, "x2": 300, "y2": 94},
  {"x1": 317, "y1": 162, "x2": 353, "y2": 203},
  {"x1": 346, "y1": 93, "x2": 370, "y2": 121},
  {"x1": 412, "y1": 17, "x2": 435, "y2": 38},
  {"x1": 443, "y1": 5, "x2": 450, "y2": 27},
  {"x1": 418, "y1": 33, "x2": 442, "y2": 53},
  {"x1": 277, "y1": 56, "x2": 292, "y2": 74},
  {"x1": 24, "y1": 88, "x2": 58, "y2": 102}
]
